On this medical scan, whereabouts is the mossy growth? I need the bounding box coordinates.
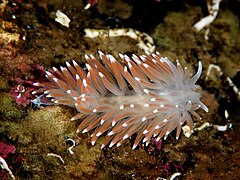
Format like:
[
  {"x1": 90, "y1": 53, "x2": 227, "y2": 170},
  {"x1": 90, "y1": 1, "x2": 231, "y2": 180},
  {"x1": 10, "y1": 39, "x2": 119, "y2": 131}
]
[
  {"x1": 0, "y1": 77, "x2": 10, "y2": 92},
  {"x1": 0, "y1": 92, "x2": 23, "y2": 120},
  {"x1": 17, "y1": 106, "x2": 75, "y2": 146}
]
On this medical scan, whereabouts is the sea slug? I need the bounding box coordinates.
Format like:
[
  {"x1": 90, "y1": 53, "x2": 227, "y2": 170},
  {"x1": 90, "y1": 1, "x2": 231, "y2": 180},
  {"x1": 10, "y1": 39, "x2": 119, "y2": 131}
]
[{"x1": 32, "y1": 51, "x2": 208, "y2": 149}]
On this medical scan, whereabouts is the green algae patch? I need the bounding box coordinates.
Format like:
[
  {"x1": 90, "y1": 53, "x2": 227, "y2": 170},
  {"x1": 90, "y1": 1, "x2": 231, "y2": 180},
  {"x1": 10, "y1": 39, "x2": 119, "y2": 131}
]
[
  {"x1": 0, "y1": 92, "x2": 23, "y2": 120},
  {"x1": 0, "y1": 77, "x2": 10, "y2": 92},
  {"x1": 212, "y1": 10, "x2": 240, "y2": 77},
  {"x1": 18, "y1": 106, "x2": 75, "y2": 145},
  {"x1": 19, "y1": 106, "x2": 102, "y2": 179},
  {"x1": 151, "y1": 10, "x2": 198, "y2": 52}
]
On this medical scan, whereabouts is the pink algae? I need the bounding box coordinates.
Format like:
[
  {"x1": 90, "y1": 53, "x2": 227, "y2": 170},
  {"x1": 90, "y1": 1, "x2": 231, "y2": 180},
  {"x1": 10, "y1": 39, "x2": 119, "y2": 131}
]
[{"x1": 0, "y1": 141, "x2": 16, "y2": 159}]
